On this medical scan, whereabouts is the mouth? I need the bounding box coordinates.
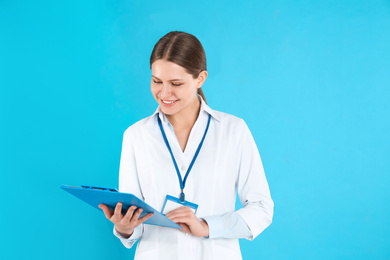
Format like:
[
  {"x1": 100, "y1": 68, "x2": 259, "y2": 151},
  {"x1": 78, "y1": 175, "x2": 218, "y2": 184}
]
[{"x1": 161, "y1": 99, "x2": 178, "y2": 107}]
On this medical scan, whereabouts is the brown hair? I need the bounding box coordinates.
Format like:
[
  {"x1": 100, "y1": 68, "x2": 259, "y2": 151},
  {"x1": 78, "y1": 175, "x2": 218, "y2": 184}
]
[{"x1": 150, "y1": 31, "x2": 207, "y2": 103}]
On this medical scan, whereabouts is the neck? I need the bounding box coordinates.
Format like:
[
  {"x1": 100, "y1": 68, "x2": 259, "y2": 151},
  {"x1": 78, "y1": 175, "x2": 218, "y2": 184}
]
[{"x1": 166, "y1": 98, "x2": 201, "y2": 131}]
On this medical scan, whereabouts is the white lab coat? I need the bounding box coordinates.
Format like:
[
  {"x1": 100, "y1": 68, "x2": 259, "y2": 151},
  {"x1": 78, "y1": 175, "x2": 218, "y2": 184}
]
[{"x1": 115, "y1": 97, "x2": 273, "y2": 260}]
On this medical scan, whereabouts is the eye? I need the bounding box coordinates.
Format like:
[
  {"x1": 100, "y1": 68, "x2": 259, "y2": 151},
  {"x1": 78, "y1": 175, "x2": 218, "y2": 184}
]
[
  {"x1": 172, "y1": 82, "x2": 183, "y2": 87},
  {"x1": 153, "y1": 80, "x2": 162, "y2": 84}
]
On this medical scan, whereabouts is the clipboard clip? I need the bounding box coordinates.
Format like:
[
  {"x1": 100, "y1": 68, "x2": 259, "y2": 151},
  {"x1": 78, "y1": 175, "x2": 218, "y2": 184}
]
[{"x1": 81, "y1": 185, "x2": 118, "y2": 192}]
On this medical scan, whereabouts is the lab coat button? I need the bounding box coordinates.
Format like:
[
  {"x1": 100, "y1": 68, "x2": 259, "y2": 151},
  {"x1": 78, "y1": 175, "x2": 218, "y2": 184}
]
[{"x1": 181, "y1": 166, "x2": 186, "y2": 171}]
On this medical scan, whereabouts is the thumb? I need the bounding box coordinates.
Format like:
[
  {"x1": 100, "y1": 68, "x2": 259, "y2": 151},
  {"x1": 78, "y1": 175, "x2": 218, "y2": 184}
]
[
  {"x1": 99, "y1": 204, "x2": 113, "y2": 219},
  {"x1": 178, "y1": 223, "x2": 191, "y2": 234}
]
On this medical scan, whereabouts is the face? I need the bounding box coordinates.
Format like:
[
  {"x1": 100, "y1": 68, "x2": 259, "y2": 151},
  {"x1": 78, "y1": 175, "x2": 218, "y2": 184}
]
[{"x1": 151, "y1": 59, "x2": 207, "y2": 117}]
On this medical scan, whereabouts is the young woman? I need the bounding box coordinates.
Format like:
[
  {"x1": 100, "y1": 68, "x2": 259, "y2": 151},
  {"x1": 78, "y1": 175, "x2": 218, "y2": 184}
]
[{"x1": 99, "y1": 31, "x2": 273, "y2": 260}]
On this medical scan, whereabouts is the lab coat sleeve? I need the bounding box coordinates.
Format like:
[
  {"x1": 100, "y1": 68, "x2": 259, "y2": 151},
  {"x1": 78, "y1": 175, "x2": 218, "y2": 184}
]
[
  {"x1": 113, "y1": 225, "x2": 144, "y2": 249},
  {"x1": 202, "y1": 119, "x2": 273, "y2": 240},
  {"x1": 235, "y1": 119, "x2": 274, "y2": 240},
  {"x1": 202, "y1": 212, "x2": 253, "y2": 239},
  {"x1": 112, "y1": 128, "x2": 145, "y2": 248}
]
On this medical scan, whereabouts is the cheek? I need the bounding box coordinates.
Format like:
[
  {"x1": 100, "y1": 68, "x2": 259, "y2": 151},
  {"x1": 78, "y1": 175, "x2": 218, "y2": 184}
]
[
  {"x1": 151, "y1": 85, "x2": 159, "y2": 96},
  {"x1": 188, "y1": 82, "x2": 200, "y2": 95}
]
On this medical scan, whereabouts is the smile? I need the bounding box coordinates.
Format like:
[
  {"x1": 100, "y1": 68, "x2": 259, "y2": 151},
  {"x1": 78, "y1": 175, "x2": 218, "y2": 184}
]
[{"x1": 162, "y1": 99, "x2": 178, "y2": 104}]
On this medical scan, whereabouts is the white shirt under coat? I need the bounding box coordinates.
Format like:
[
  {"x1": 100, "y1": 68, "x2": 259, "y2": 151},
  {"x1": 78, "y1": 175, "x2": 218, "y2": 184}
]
[{"x1": 114, "y1": 96, "x2": 274, "y2": 260}]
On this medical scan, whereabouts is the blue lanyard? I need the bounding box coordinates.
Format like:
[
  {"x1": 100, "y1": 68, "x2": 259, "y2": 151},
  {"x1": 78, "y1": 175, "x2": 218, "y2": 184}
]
[{"x1": 157, "y1": 114, "x2": 211, "y2": 202}]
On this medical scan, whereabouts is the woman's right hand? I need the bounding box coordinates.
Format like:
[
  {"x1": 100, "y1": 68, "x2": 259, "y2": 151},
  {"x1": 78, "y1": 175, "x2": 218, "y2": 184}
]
[{"x1": 99, "y1": 202, "x2": 153, "y2": 238}]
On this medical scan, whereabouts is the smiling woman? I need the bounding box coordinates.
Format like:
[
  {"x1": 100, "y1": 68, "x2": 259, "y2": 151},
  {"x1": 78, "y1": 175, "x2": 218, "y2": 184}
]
[{"x1": 99, "y1": 31, "x2": 274, "y2": 260}]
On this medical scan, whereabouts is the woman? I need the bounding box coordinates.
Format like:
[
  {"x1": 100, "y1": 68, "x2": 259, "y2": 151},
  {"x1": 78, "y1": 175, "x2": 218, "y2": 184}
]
[{"x1": 99, "y1": 31, "x2": 273, "y2": 260}]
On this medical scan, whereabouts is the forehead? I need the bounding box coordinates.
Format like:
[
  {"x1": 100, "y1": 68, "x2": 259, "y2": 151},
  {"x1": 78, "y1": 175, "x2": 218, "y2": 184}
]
[{"x1": 151, "y1": 60, "x2": 191, "y2": 80}]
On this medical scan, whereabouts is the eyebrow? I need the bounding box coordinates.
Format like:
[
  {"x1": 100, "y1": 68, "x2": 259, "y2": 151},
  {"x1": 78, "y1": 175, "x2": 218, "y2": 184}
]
[{"x1": 152, "y1": 75, "x2": 184, "y2": 81}]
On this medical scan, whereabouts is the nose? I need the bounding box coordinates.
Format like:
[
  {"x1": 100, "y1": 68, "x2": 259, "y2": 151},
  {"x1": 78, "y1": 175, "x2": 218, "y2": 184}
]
[{"x1": 159, "y1": 83, "x2": 171, "y2": 99}]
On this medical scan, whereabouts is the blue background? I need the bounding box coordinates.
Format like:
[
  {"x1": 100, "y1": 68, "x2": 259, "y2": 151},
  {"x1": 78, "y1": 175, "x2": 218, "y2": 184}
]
[{"x1": 1, "y1": 0, "x2": 389, "y2": 259}]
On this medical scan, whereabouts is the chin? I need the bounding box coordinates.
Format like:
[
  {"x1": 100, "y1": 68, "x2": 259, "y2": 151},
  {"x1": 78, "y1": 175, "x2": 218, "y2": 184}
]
[{"x1": 160, "y1": 107, "x2": 176, "y2": 116}]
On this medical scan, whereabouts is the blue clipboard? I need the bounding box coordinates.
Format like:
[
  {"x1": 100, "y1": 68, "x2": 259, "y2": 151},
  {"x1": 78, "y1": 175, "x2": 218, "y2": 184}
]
[{"x1": 60, "y1": 185, "x2": 181, "y2": 229}]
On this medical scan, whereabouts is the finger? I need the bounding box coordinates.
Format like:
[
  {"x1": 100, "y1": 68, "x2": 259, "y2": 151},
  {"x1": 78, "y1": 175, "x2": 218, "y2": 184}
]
[
  {"x1": 129, "y1": 208, "x2": 144, "y2": 226},
  {"x1": 112, "y1": 202, "x2": 123, "y2": 221},
  {"x1": 166, "y1": 210, "x2": 194, "y2": 220},
  {"x1": 137, "y1": 213, "x2": 154, "y2": 224},
  {"x1": 168, "y1": 211, "x2": 193, "y2": 218},
  {"x1": 122, "y1": 206, "x2": 137, "y2": 223},
  {"x1": 99, "y1": 204, "x2": 114, "y2": 219},
  {"x1": 168, "y1": 215, "x2": 192, "y2": 225},
  {"x1": 165, "y1": 206, "x2": 192, "y2": 218}
]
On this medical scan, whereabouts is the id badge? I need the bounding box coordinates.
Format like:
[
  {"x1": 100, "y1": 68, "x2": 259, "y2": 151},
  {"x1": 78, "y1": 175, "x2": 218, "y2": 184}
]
[{"x1": 161, "y1": 195, "x2": 198, "y2": 215}]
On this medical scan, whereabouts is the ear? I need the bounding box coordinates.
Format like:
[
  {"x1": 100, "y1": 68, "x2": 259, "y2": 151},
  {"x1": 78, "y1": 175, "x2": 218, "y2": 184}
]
[{"x1": 196, "y1": 70, "x2": 208, "y2": 89}]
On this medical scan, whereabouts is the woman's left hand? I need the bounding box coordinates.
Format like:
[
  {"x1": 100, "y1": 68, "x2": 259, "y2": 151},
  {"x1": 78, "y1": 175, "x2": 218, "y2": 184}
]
[{"x1": 165, "y1": 206, "x2": 209, "y2": 237}]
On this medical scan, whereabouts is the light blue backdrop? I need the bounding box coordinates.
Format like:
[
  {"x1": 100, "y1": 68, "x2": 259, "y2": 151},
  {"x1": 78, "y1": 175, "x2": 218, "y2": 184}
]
[{"x1": 1, "y1": 0, "x2": 389, "y2": 259}]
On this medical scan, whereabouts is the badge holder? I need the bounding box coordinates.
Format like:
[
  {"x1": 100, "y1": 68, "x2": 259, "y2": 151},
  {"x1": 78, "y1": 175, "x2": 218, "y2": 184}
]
[{"x1": 161, "y1": 195, "x2": 198, "y2": 215}]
